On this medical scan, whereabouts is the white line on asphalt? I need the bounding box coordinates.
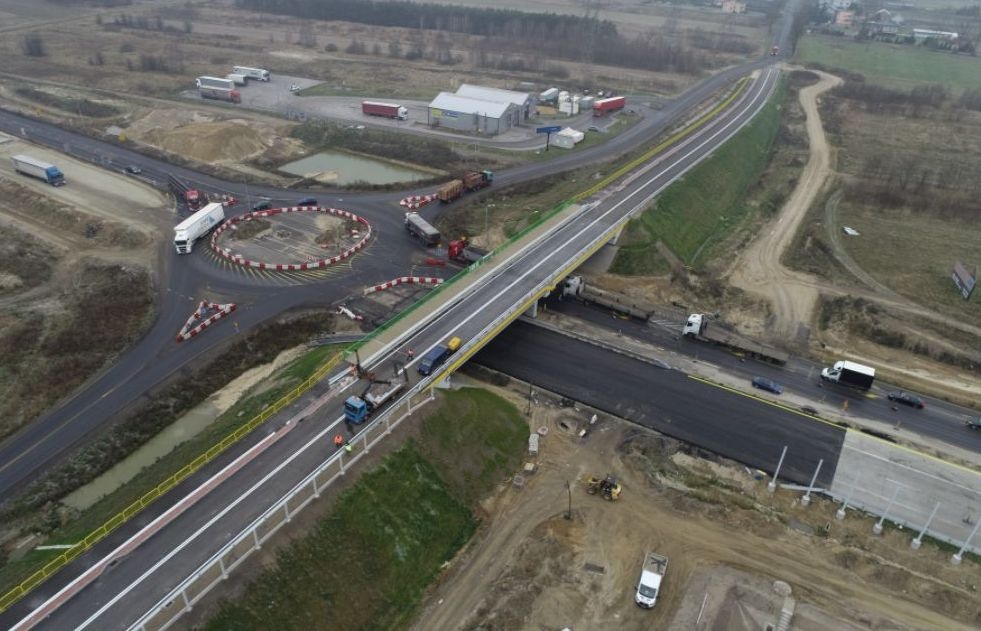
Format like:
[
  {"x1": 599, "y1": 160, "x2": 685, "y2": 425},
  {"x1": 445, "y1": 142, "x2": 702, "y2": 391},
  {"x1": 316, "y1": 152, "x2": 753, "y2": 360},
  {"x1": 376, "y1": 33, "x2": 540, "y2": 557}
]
[{"x1": 24, "y1": 68, "x2": 776, "y2": 631}]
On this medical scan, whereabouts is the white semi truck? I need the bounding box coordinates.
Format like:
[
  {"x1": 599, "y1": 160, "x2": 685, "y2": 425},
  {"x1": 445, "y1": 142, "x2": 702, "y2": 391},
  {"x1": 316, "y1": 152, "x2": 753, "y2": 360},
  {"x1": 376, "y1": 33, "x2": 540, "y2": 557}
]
[
  {"x1": 173, "y1": 202, "x2": 225, "y2": 254},
  {"x1": 226, "y1": 73, "x2": 248, "y2": 86},
  {"x1": 11, "y1": 154, "x2": 65, "y2": 186},
  {"x1": 232, "y1": 66, "x2": 270, "y2": 81},
  {"x1": 635, "y1": 551, "x2": 668, "y2": 609},
  {"x1": 196, "y1": 76, "x2": 235, "y2": 90}
]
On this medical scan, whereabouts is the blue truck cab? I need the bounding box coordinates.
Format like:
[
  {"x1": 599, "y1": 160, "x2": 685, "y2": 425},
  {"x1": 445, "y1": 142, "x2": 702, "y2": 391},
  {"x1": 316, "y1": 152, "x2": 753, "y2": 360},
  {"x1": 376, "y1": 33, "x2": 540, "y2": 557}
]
[
  {"x1": 344, "y1": 396, "x2": 370, "y2": 424},
  {"x1": 44, "y1": 166, "x2": 65, "y2": 186}
]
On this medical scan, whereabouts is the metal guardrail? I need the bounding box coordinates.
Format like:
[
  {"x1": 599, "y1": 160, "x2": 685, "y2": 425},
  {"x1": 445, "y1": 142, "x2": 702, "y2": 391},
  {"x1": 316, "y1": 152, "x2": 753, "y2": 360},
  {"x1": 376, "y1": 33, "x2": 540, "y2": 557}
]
[{"x1": 2, "y1": 72, "x2": 760, "y2": 620}]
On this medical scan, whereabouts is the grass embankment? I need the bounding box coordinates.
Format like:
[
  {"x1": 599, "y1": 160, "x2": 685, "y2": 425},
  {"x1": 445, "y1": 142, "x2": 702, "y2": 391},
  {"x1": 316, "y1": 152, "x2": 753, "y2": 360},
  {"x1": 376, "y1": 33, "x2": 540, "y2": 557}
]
[
  {"x1": 796, "y1": 35, "x2": 981, "y2": 94},
  {"x1": 0, "y1": 318, "x2": 342, "y2": 595},
  {"x1": 205, "y1": 387, "x2": 529, "y2": 630},
  {"x1": 13, "y1": 86, "x2": 122, "y2": 118},
  {"x1": 611, "y1": 80, "x2": 785, "y2": 274}
]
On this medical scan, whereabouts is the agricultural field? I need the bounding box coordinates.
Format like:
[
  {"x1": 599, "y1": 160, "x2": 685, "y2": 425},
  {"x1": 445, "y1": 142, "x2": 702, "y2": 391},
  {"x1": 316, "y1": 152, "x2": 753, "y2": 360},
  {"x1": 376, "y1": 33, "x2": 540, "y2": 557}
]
[{"x1": 796, "y1": 35, "x2": 981, "y2": 94}]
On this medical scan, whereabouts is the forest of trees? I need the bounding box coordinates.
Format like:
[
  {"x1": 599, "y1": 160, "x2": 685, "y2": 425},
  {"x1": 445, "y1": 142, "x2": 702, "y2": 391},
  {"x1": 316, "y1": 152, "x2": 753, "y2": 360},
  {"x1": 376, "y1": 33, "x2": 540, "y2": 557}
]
[{"x1": 236, "y1": 0, "x2": 720, "y2": 74}]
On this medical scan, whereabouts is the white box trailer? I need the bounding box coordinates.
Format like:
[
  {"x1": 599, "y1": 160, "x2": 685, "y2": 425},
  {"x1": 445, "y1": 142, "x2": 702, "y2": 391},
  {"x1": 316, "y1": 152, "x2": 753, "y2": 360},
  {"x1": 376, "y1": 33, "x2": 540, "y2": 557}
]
[
  {"x1": 197, "y1": 76, "x2": 235, "y2": 90},
  {"x1": 174, "y1": 202, "x2": 225, "y2": 254},
  {"x1": 226, "y1": 73, "x2": 248, "y2": 86},
  {"x1": 232, "y1": 66, "x2": 270, "y2": 81}
]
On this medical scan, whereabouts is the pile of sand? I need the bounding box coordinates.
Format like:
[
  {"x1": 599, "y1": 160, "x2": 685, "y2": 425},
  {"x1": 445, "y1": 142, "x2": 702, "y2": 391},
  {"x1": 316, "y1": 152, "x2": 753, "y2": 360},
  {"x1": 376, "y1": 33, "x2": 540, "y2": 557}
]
[{"x1": 143, "y1": 121, "x2": 269, "y2": 163}]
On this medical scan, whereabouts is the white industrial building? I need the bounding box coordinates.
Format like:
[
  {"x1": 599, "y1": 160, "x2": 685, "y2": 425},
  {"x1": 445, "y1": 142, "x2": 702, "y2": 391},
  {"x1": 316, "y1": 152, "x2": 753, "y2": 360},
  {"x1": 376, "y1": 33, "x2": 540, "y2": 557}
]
[{"x1": 427, "y1": 84, "x2": 534, "y2": 136}]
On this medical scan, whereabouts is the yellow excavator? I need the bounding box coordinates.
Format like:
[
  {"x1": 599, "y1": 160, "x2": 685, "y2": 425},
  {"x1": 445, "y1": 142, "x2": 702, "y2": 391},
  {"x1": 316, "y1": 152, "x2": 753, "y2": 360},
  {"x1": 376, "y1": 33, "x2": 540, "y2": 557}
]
[{"x1": 585, "y1": 474, "x2": 622, "y2": 501}]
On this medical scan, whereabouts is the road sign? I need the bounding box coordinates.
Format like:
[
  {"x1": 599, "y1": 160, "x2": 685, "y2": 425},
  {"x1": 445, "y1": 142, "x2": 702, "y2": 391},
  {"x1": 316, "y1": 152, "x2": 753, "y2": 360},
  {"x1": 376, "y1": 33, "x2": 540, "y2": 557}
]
[{"x1": 536, "y1": 125, "x2": 562, "y2": 134}]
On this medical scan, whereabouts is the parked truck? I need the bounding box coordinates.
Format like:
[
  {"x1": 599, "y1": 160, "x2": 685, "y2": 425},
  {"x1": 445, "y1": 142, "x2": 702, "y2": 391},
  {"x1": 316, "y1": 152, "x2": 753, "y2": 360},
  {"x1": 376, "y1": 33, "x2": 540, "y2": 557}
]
[
  {"x1": 447, "y1": 238, "x2": 488, "y2": 265},
  {"x1": 437, "y1": 170, "x2": 494, "y2": 203},
  {"x1": 361, "y1": 101, "x2": 408, "y2": 120},
  {"x1": 593, "y1": 96, "x2": 626, "y2": 117},
  {"x1": 417, "y1": 336, "x2": 461, "y2": 376},
  {"x1": 634, "y1": 552, "x2": 668, "y2": 609},
  {"x1": 344, "y1": 380, "x2": 404, "y2": 424},
  {"x1": 820, "y1": 360, "x2": 875, "y2": 390},
  {"x1": 226, "y1": 73, "x2": 248, "y2": 86},
  {"x1": 197, "y1": 76, "x2": 235, "y2": 90},
  {"x1": 770, "y1": 44, "x2": 780, "y2": 56},
  {"x1": 199, "y1": 86, "x2": 241, "y2": 103},
  {"x1": 10, "y1": 155, "x2": 65, "y2": 186},
  {"x1": 173, "y1": 202, "x2": 225, "y2": 254},
  {"x1": 232, "y1": 66, "x2": 270, "y2": 81},
  {"x1": 562, "y1": 276, "x2": 653, "y2": 320},
  {"x1": 405, "y1": 212, "x2": 441, "y2": 246},
  {"x1": 683, "y1": 313, "x2": 789, "y2": 365}
]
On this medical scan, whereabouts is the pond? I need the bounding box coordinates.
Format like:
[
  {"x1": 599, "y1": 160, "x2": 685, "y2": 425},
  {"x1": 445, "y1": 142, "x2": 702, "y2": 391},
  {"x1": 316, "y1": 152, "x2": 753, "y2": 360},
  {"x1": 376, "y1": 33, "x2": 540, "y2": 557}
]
[{"x1": 279, "y1": 150, "x2": 434, "y2": 185}]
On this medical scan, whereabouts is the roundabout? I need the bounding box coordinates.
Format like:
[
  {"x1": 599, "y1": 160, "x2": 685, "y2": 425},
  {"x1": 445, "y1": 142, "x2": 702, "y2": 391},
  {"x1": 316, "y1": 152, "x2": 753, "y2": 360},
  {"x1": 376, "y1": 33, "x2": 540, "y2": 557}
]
[{"x1": 210, "y1": 206, "x2": 372, "y2": 271}]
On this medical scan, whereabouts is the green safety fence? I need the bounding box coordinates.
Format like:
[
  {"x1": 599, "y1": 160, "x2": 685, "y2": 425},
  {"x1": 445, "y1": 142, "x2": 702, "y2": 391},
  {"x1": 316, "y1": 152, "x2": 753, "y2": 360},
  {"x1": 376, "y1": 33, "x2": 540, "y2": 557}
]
[{"x1": 0, "y1": 74, "x2": 753, "y2": 615}]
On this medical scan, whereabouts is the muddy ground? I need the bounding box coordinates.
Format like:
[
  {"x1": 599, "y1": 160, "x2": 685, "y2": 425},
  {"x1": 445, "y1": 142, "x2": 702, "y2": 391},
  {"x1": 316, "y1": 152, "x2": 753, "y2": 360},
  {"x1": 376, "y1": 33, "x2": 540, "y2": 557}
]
[{"x1": 411, "y1": 375, "x2": 979, "y2": 631}]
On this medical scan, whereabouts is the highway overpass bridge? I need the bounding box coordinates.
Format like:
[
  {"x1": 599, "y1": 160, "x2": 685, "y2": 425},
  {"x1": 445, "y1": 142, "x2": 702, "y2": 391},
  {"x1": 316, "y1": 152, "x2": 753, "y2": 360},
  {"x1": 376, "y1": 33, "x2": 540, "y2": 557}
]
[{"x1": 4, "y1": 67, "x2": 781, "y2": 630}]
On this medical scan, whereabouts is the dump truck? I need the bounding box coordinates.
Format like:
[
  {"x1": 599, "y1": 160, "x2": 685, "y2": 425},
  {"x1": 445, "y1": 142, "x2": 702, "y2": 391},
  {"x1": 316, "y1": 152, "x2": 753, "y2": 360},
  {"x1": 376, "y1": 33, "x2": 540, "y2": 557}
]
[
  {"x1": 197, "y1": 76, "x2": 235, "y2": 90},
  {"x1": 173, "y1": 202, "x2": 225, "y2": 254},
  {"x1": 10, "y1": 155, "x2": 65, "y2": 186},
  {"x1": 362, "y1": 101, "x2": 408, "y2": 120},
  {"x1": 232, "y1": 65, "x2": 270, "y2": 81},
  {"x1": 634, "y1": 552, "x2": 668, "y2": 609},
  {"x1": 447, "y1": 238, "x2": 488, "y2": 265},
  {"x1": 562, "y1": 276, "x2": 653, "y2": 320},
  {"x1": 184, "y1": 188, "x2": 205, "y2": 211},
  {"x1": 226, "y1": 73, "x2": 248, "y2": 86},
  {"x1": 199, "y1": 86, "x2": 241, "y2": 103},
  {"x1": 820, "y1": 360, "x2": 875, "y2": 390},
  {"x1": 344, "y1": 380, "x2": 404, "y2": 424},
  {"x1": 405, "y1": 212, "x2": 440, "y2": 246},
  {"x1": 683, "y1": 313, "x2": 789, "y2": 365},
  {"x1": 417, "y1": 336, "x2": 461, "y2": 376},
  {"x1": 593, "y1": 96, "x2": 626, "y2": 116},
  {"x1": 437, "y1": 170, "x2": 494, "y2": 203}
]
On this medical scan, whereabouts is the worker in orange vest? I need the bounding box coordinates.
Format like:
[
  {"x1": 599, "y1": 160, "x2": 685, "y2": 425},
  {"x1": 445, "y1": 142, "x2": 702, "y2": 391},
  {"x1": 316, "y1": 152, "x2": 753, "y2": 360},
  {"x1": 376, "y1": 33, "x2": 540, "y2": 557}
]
[{"x1": 333, "y1": 434, "x2": 344, "y2": 449}]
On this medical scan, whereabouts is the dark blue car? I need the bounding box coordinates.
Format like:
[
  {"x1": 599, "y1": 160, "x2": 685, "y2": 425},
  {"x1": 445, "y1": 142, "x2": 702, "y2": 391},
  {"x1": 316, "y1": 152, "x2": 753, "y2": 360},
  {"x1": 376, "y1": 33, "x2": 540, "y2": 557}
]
[
  {"x1": 296, "y1": 197, "x2": 318, "y2": 207},
  {"x1": 751, "y1": 376, "x2": 783, "y2": 395}
]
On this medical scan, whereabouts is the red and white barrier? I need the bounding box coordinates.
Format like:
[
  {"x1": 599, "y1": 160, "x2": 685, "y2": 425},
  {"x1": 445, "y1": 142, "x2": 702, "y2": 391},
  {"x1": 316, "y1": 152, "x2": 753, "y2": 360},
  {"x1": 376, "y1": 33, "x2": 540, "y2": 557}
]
[
  {"x1": 176, "y1": 300, "x2": 237, "y2": 342},
  {"x1": 210, "y1": 207, "x2": 372, "y2": 271},
  {"x1": 399, "y1": 194, "x2": 437, "y2": 210},
  {"x1": 363, "y1": 276, "x2": 443, "y2": 295}
]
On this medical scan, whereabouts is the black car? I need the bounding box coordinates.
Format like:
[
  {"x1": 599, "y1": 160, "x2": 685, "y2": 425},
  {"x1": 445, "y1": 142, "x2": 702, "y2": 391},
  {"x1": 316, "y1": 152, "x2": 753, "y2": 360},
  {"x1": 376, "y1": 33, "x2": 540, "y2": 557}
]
[
  {"x1": 887, "y1": 391, "x2": 925, "y2": 409},
  {"x1": 252, "y1": 200, "x2": 272, "y2": 211},
  {"x1": 124, "y1": 165, "x2": 142, "y2": 175},
  {"x1": 751, "y1": 376, "x2": 782, "y2": 395},
  {"x1": 296, "y1": 197, "x2": 318, "y2": 207}
]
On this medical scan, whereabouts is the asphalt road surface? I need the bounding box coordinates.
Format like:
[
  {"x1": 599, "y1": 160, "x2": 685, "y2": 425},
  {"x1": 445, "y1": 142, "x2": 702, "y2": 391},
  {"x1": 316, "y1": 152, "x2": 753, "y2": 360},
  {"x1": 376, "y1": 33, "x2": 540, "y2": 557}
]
[
  {"x1": 4, "y1": 64, "x2": 785, "y2": 630},
  {"x1": 474, "y1": 321, "x2": 844, "y2": 487},
  {"x1": 544, "y1": 298, "x2": 981, "y2": 453}
]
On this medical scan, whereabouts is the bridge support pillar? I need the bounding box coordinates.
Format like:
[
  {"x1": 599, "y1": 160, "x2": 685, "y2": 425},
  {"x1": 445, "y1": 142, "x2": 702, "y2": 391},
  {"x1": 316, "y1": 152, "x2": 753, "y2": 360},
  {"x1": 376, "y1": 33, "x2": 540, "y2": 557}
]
[{"x1": 524, "y1": 300, "x2": 539, "y2": 318}]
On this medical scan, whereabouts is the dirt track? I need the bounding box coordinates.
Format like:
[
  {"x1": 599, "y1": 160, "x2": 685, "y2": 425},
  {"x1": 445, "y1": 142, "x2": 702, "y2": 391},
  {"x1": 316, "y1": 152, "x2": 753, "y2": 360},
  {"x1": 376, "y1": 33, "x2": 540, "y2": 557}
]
[
  {"x1": 729, "y1": 71, "x2": 840, "y2": 338},
  {"x1": 411, "y1": 381, "x2": 978, "y2": 631}
]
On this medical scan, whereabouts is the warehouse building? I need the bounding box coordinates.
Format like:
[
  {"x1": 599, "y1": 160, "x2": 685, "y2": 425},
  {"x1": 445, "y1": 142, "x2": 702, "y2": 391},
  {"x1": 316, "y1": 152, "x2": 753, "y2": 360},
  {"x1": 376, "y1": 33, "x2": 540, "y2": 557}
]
[
  {"x1": 427, "y1": 92, "x2": 520, "y2": 136},
  {"x1": 455, "y1": 84, "x2": 536, "y2": 122}
]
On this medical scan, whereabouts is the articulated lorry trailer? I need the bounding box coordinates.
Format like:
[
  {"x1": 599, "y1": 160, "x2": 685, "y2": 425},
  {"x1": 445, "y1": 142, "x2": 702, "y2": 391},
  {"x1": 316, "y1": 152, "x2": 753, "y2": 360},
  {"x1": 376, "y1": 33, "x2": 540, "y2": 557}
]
[
  {"x1": 593, "y1": 96, "x2": 626, "y2": 116},
  {"x1": 820, "y1": 360, "x2": 875, "y2": 390},
  {"x1": 437, "y1": 170, "x2": 494, "y2": 203},
  {"x1": 199, "y1": 86, "x2": 241, "y2": 103},
  {"x1": 362, "y1": 101, "x2": 408, "y2": 120},
  {"x1": 232, "y1": 66, "x2": 270, "y2": 81},
  {"x1": 197, "y1": 76, "x2": 235, "y2": 90},
  {"x1": 174, "y1": 202, "x2": 225, "y2": 254},
  {"x1": 405, "y1": 212, "x2": 440, "y2": 246},
  {"x1": 683, "y1": 313, "x2": 789, "y2": 365},
  {"x1": 11, "y1": 154, "x2": 65, "y2": 186},
  {"x1": 562, "y1": 276, "x2": 654, "y2": 320}
]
